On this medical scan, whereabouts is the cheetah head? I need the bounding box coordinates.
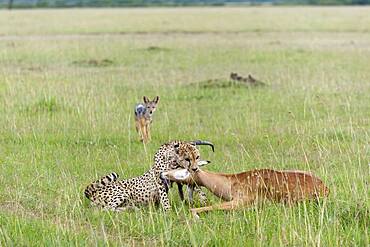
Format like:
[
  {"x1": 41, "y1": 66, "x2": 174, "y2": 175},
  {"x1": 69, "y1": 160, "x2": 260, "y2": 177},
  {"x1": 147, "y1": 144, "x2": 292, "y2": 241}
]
[{"x1": 172, "y1": 140, "x2": 214, "y2": 171}]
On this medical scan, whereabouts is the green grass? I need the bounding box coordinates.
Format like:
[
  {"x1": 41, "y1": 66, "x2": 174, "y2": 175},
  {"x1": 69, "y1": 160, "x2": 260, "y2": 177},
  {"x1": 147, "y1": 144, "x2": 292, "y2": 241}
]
[{"x1": 0, "y1": 7, "x2": 369, "y2": 246}]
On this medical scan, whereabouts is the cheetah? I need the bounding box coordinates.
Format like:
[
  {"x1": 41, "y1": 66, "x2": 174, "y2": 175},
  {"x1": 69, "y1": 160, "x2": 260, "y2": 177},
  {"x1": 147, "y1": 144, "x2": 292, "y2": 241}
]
[
  {"x1": 230, "y1": 72, "x2": 265, "y2": 86},
  {"x1": 84, "y1": 140, "x2": 214, "y2": 211}
]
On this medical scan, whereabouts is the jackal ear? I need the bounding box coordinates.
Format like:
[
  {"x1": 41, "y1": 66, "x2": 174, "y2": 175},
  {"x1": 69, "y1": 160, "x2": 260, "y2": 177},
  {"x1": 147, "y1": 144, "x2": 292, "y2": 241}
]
[
  {"x1": 153, "y1": 96, "x2": 160, "y2": 104},
  {"x1": 143, "y1": 96, "x2": 149, "y2": 104}
]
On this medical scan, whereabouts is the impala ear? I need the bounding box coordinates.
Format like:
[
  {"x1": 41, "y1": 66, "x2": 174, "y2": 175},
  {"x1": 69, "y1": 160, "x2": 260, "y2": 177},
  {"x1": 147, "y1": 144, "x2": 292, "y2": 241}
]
[
  {"x1": 143, "y1": 96, "x2": 149, "y2": 104},
  {"x1": 197, "y1": 160, "x2": 211, "y2": 167}
]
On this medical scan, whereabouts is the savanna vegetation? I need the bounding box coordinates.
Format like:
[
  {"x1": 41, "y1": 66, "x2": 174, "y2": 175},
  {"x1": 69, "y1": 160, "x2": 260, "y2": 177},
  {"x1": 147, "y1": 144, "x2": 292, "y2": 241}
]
[
  {"x1": 2, "y1": 0, "x2": 370, "y2": 8},
  {"x1": 0, "y1": 7, "x2": 369, "y2": 246}
]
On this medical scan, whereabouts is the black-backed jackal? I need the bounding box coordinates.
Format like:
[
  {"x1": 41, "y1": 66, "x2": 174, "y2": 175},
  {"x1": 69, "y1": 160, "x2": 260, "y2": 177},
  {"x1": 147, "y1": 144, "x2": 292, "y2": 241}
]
[{"x1": 134, "y1": 96, "x2": 160, "y2": 143}]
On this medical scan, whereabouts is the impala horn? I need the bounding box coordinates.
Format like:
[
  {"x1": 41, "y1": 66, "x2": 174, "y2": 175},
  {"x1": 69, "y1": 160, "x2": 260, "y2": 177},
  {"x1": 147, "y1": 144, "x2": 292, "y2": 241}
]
[{"x1": 190, "y1": 140, "x2": 214, "y2": 152}]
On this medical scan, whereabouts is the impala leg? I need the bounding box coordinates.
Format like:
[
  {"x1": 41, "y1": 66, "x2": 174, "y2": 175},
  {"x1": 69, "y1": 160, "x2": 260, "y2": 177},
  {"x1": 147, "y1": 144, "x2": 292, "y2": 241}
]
[
  {"x1": 193, "y1": 186, "x2": 207, "y2": 206},
  {"x1": 190, "y1": 198, "x2": 254, "y2": 218},
  {"x1": 187, "y1": 185, "x2": 194, "y2": 205},
  {"x1": 177, "y1": 183, "x2": 184, "y2": 201},
  {"x1": 189, "y1": 200, "x2": 239, "y2": 218}
]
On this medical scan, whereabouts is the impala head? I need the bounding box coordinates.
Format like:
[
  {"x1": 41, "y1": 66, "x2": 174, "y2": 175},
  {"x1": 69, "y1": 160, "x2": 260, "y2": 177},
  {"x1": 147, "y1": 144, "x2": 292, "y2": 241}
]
[
  {"x1": 143, "y1": 95, "x2": 160, "y2": 115},
  {"x1": 161, "y1": 169, "x2": 192, "y2": 184},
  {"x1": 161, "y1": 159, "x2": 210, "y2": 184},
  {"x1": 171, "y1": 140, "x2": 214, "y2": 171}
]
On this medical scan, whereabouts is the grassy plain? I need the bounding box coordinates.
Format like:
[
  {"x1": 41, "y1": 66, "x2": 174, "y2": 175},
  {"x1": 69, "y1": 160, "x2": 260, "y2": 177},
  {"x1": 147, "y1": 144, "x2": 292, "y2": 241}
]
[{"x1": 0, "y1": 7, "x2": 369, "y2": 246}]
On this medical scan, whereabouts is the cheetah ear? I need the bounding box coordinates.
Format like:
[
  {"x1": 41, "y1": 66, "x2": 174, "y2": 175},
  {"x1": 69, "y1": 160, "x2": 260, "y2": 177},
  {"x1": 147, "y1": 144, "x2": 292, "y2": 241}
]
[
  {"x1": 143, "y1": 96, "x2": 149, "y2": 104},
  {"x1": 153, "y1": 96, "x2": 160, "y2": 104},
  {"x1": 174, "y1": 143, "x2": 180, "y2": 154}
]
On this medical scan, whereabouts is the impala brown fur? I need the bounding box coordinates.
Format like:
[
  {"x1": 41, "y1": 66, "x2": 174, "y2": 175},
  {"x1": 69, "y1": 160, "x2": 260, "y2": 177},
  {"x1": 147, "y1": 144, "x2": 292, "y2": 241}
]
[
  {"x1": 134, "y1": 96, "x2": 159, "y2": 143},
  {"x1": 162, "y1": 165, "x2": 329, "y2": 217}
]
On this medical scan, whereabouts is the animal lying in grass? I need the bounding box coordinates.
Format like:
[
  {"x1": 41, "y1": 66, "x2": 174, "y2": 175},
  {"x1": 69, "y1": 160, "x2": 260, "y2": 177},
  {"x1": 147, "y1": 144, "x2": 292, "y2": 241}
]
[
  {"x1": 161, "y1": 162, "x2": 329, "y2": 217},
  {"x1": 230, "y1": 72, "x2": 266, "y2": 86},
  {"x1": 84, "y1": 140, "x2": 214, "y2": 211}
]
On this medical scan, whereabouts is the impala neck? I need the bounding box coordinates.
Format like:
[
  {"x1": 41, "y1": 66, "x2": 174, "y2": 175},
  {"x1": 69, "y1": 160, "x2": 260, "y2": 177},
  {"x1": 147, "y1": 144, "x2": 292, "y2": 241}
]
[{"x1": 193, "y1": 170, "x2": 232, "y2": 201}]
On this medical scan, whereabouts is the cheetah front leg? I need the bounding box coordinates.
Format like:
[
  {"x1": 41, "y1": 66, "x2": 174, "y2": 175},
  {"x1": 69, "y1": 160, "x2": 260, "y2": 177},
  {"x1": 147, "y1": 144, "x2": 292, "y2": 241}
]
[
  {"x1": 110, "y1": 205, "x2": 140, "y2": 212},
  {"x1": 158, "y1": 184, "x2": 171, "y2": 211}
]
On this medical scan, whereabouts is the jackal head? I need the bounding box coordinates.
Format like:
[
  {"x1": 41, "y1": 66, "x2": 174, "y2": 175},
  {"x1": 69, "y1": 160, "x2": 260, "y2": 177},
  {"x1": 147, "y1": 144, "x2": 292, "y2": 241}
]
[{"x1": 143, "y1": 96, "x2": 160, "y2": 116}]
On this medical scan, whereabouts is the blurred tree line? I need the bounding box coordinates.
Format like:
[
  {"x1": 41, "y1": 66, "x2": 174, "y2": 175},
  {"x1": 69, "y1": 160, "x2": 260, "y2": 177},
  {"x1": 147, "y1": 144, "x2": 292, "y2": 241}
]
[{"x1": 1, "y1": 0, "x2": 369, "y2": 8}]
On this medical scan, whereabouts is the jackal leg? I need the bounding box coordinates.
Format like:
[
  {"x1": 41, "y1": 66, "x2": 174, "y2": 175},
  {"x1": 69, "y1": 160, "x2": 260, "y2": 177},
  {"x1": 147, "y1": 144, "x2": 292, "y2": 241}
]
[
  {"x1": 146, "y1": 122, "x2": 151, "y2": 141},
  {"x1": 141, "y1": 124, "x2": 147, "y2": 143},
  {"x1": 136, "y1": 117, "x2": 150, "y2": 143},
  {"x1": 135, "y1": 119, "x2": 144, "y2": 142},
  {"x1": 135, "y1": 119, "x2": 139, "y2": 132}
]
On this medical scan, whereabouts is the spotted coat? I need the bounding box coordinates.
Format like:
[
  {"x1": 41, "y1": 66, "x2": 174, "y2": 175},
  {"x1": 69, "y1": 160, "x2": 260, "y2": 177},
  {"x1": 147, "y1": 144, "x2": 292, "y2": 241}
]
[{"x1": 84, "y1": 141, "x2": 208, "y2": 211}]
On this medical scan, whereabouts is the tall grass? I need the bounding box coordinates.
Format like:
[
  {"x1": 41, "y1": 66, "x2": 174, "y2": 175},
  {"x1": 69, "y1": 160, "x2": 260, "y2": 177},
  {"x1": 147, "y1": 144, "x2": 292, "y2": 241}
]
[{"x1": 0, "y1": 7, "x2": 369, "y2": 246}]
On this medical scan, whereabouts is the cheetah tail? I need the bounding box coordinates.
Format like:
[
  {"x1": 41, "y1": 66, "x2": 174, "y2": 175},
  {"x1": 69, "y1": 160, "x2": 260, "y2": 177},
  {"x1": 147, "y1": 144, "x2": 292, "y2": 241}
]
[{"x1": 84, "y1": 172, "x2": 119, "y2": 199}]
